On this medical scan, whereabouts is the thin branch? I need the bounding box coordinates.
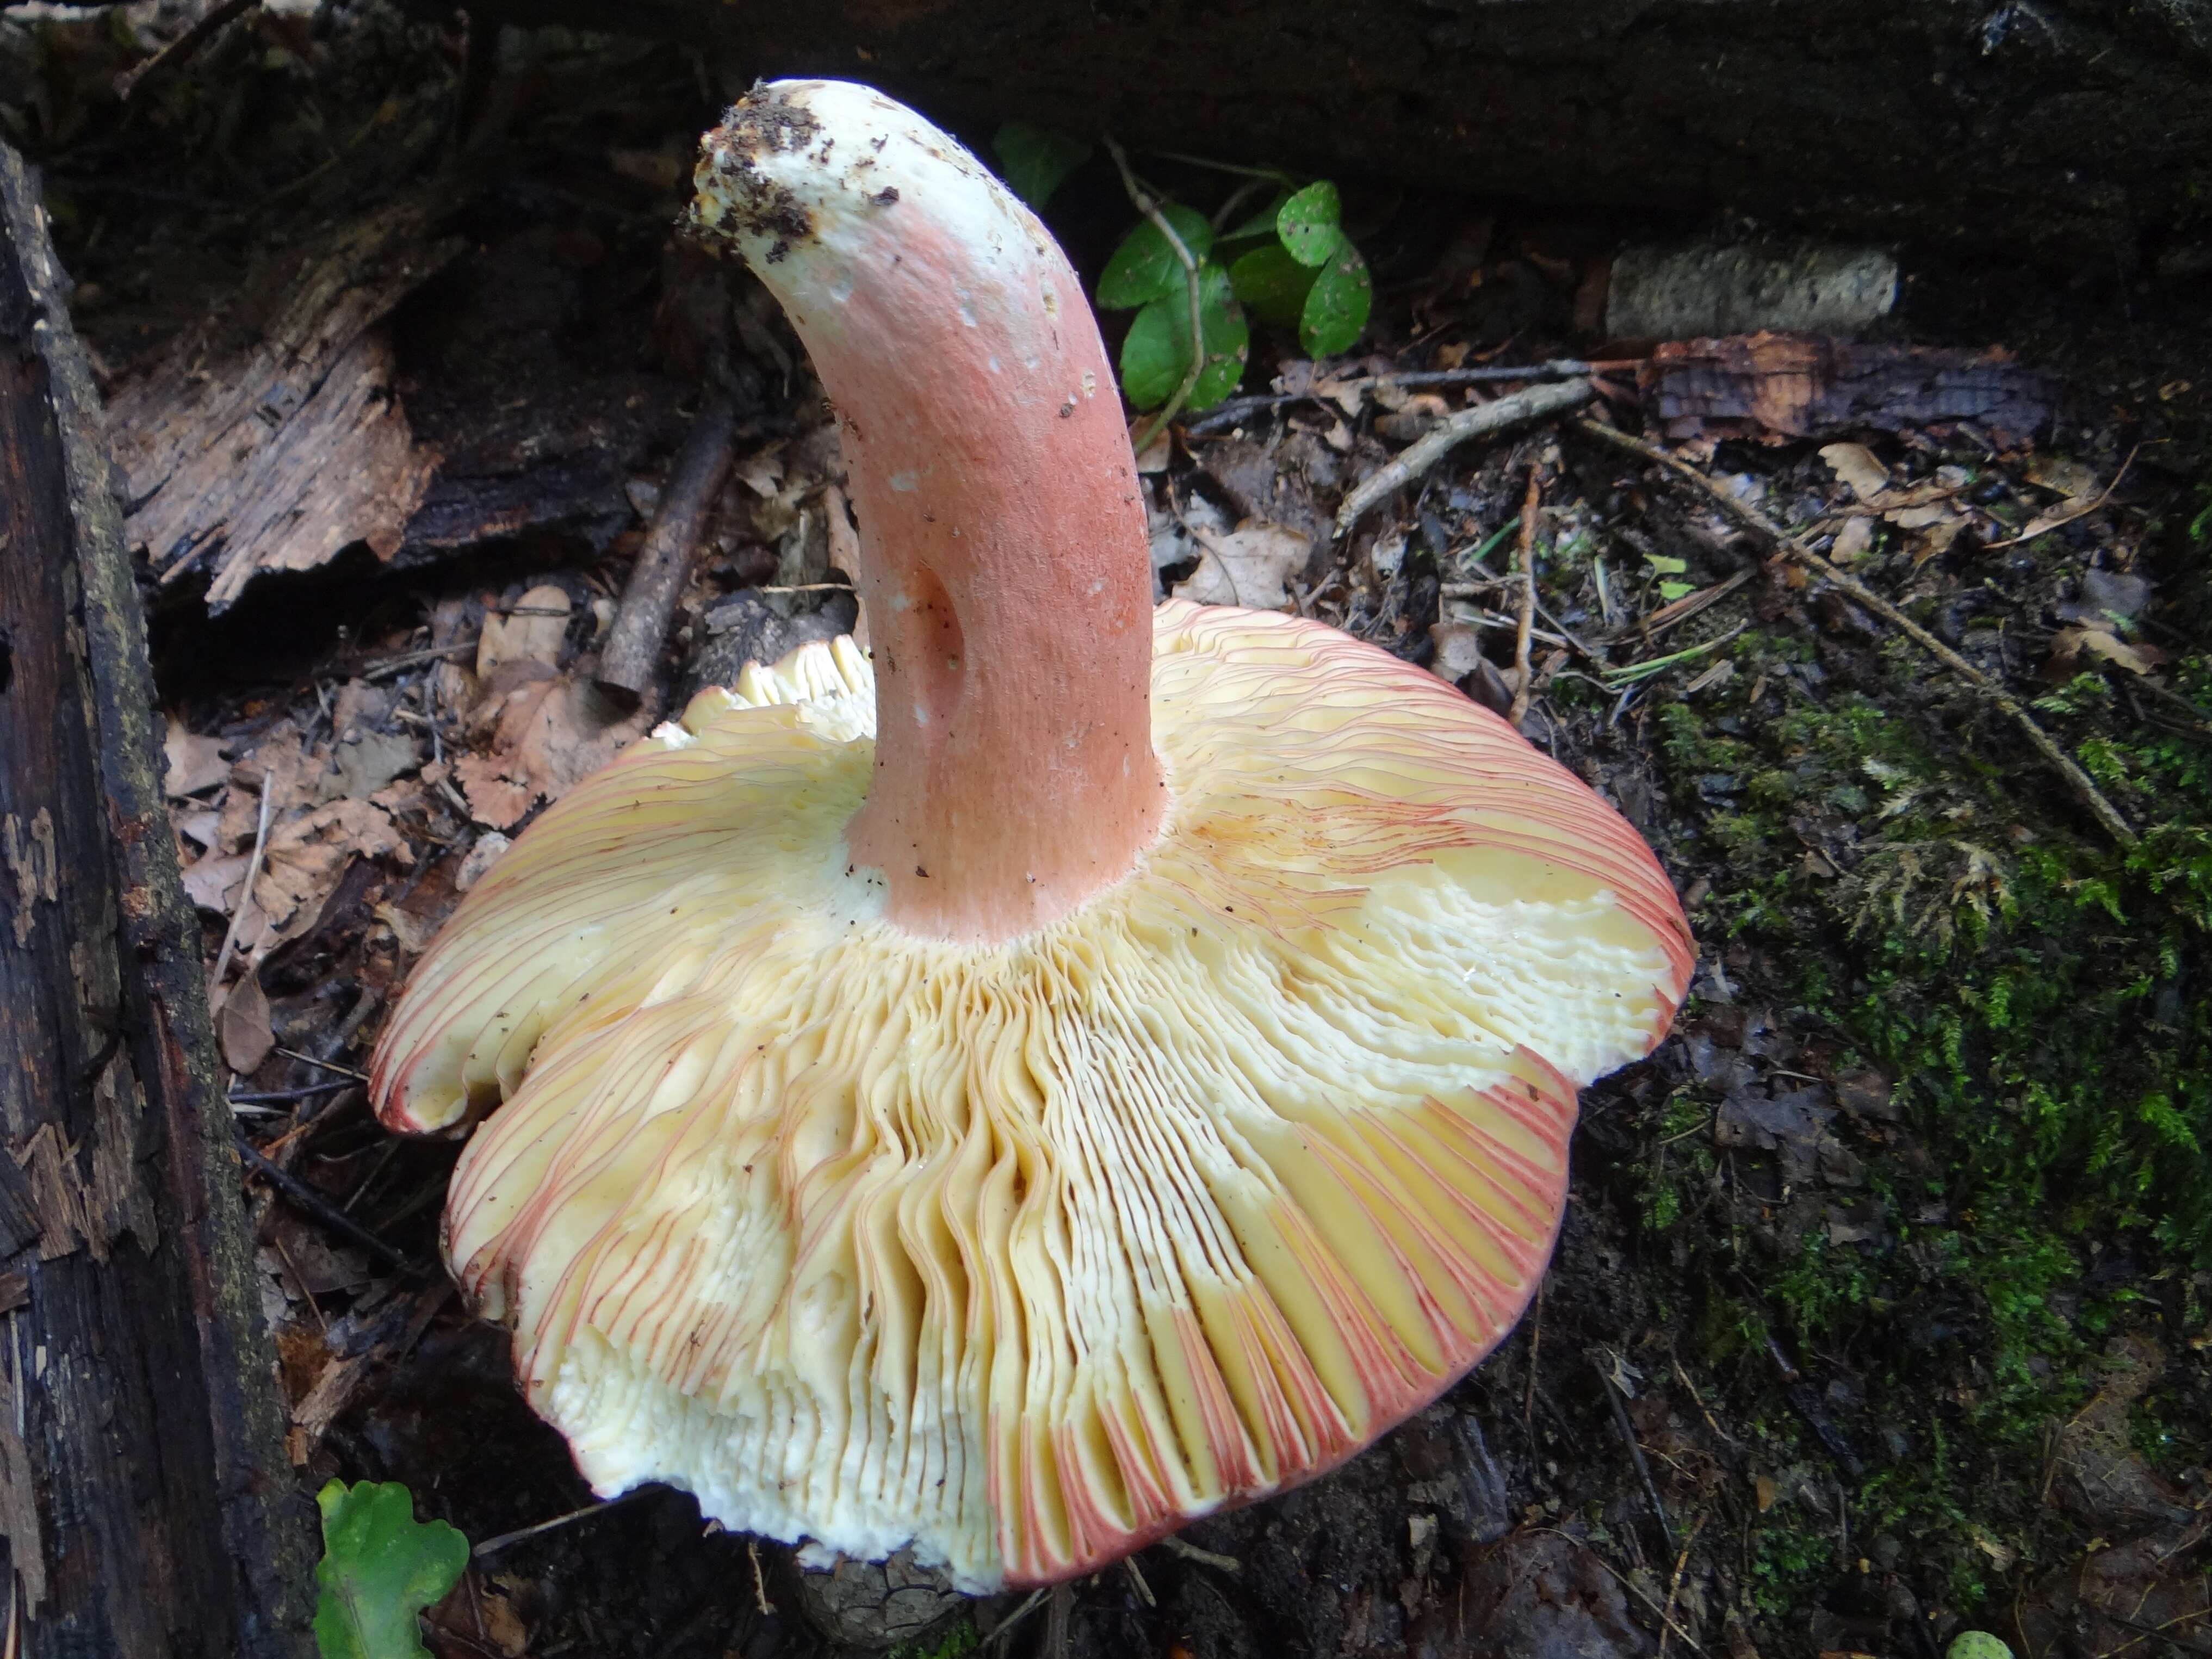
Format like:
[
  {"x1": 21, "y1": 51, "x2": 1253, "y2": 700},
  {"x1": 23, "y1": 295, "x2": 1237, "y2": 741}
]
[
  {"x1": 115, "y1": 0, "x2": 261, "y2": 100},
  {"x1": 1509, "y1": 465, "x2": 1542, "y2": 725},
  {"x1": 207, "y1": 765, "x2": 277, "y2": 996},
  {"x1": 1335, "y1": 378, "x2": 1594, "y2": 538},
  {"x1": 236, "y1": 1137, "x2": 416, "y2": 1271},
  {"x1": 1104, "y1": 137, "x2": 1207, "y2": 453},
  {"x1": 471, "y1": 1488, "x2": 658, "y2": 1559},
  {"x1": 1570, "y1": 418, "x2": 2140, "y2": 849}
]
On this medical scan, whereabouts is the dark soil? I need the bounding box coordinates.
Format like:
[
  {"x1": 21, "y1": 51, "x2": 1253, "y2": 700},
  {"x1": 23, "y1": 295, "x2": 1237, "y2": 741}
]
[{"x1": 8, "y1": 6, "x2": 2208, "y2": 1658}]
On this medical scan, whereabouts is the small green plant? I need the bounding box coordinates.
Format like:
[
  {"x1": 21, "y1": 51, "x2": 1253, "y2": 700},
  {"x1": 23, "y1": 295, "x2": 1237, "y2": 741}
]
[
  {"x1": 989, "y1": 125, "x2": 1372, "y2": 426},
  {"x1": 313, "y1": 1481, "x2": 469, "y2": 1659}
]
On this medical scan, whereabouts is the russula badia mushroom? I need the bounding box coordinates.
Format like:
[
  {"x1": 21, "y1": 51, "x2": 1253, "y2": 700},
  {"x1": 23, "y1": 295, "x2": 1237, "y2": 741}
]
[{"x1": 371, "y1": 80, "x2": 1694, "y2": 1591}]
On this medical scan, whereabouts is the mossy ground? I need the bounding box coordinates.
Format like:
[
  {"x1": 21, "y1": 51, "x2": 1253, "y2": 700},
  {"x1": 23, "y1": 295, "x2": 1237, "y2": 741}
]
[{"x1": 1594, "y1": 458, "x2": 2212, "y2": 1642}]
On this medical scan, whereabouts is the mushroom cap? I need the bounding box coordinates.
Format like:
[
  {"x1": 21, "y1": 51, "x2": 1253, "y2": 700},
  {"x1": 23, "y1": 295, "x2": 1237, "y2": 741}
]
[{"x1": 373, "y1": 600, "x2": 1690, "y2": 1589}]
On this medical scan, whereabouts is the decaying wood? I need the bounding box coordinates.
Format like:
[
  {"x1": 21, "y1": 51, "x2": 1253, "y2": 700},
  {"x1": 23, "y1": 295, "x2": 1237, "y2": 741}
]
[
  {"x1": 106, "y1": 186, "x2": 463, "y2": 611},
  {"x1": 1638, "y1": 333, "x2": 2056, "y2": 443},
  {"x1": 0, "y1": 142, "x2": 313, "y2": 1655}
]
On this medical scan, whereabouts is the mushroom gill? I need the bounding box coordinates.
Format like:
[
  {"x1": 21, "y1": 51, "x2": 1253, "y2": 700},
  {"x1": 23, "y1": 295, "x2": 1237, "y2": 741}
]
[{"x1": 371, "y1": 81, "x2": 1693, "y2": 1592}]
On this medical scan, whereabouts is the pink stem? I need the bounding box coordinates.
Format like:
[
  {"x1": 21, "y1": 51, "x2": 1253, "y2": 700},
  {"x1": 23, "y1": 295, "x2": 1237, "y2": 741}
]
[{"x1": 695, "y1": 82, "x2": 1165, "y2": 943}]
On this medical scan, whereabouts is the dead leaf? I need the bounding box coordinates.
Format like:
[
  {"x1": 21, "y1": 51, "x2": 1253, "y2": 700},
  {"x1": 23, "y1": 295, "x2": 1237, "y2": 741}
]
[
  {"x1": 2052, "y1": 626, "x2": 2166, "y2": 678},
  {"x1": 1829, "y1": 517, "x2": 1873, "y2": 563},
  {"x1": 181, "y1": 851, "x2": 251, "y2": 915},
  {"x1": 326, "y1": 729, "x2": 419, "y2": 801},
  {"x1": 1173, "y1": 523, "x2": 1310, "y2": 610},
  {"x1": 1819, "y1": 442, "x2": 1890, "y2": 503},
  {"x1": 2024, "y1": 455, "x2": 2098, "y2": 498},
  {"x1": 476, "y1": 584, "x2": 572, "y2": 677},
  {"x1": 238, "y1": 799, "x2": 411, "y2": 956},
  {"x1": 214, "y1": 971, "x2": 275, "y2": 1075},
  {"x1": 454, "y1": 676, "x2": 649, "y2": 831},
  {"x1": 173, "y1": 808, "x2": 224, "y2": 852},
  {"x1": 1908, "y1": 515, "x2": 1967, "y2": 565},
  {"x1": 1755, "y1": 1474, "x2": 1777, "y2": 1512},
  {"x1": 371, "y1": 901, "x2": 438, "y2": 956},
  {"x1": 163, "y1": 718, "x2": 230, "y2": 798},
  {"x1": 734, "y1": 445, "x2": 787, "y2": 497}
]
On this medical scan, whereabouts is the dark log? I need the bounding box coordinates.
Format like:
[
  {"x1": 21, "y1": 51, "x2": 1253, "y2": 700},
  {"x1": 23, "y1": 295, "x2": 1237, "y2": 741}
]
[
  {"x1": 0, "y1": 143, "x2": 314, "y2": 1656},
  {"x1": 455, "y1": 0, "x2": 2210, "y2": 269}
]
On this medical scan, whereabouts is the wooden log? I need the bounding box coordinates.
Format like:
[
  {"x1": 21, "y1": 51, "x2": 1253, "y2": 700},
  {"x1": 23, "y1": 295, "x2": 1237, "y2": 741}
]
[
  {"x1": 0, "y1": 144, "x2": 313, "y2": 1656},
  {"x1": 455, "y1": 0, "x2": 2210, "y2": 270}
]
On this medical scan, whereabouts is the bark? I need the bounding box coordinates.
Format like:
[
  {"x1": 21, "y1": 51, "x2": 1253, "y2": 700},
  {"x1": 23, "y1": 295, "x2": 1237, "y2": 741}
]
[
  {"x1": 0, "y1": 142, "x2": 314, "y2": 1657},
  {"x1": 459, "y1": 0, "x2": 2211, "y2": 268}
]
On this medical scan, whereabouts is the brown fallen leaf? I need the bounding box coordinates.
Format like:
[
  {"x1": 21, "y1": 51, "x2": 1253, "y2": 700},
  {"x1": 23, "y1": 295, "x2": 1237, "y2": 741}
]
[
  {"x1": 1818, "y1": 441, "x2": 1890, "y2": 504},
  {"x1": 475, "y1": 584, "x2": 572, "y2": 676},
  {"x1": 181, "y1": 850, "x2": 251, "y2": 915},
  {"x1": 214, "y1": 971, "x2": 275, "y2": 1075},
  {"x1": 163, "y1": 717, "x2": 231, "y2": 798},
  {"x1": 1829, "y1": 517, "x2": 1874, "y2": 562},
  {"x1": 234, "y1": 798, "x2": 412, "y2": 957},
  {"x1": 454, "y1": 676, "x2": 650, "y2": 831},
  {"x1": 2051, "y1": 625, "x2": 2166, "y2": 679},
  {"x1": 1173, "y1": 522, "x2": 1310, "y2": 610}
]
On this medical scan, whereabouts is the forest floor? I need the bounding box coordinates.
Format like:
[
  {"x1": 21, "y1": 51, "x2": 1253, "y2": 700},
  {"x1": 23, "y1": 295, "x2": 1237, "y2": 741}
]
[{"x1": 5, "y1": 4, "x2": 2209, "y2": 1657}]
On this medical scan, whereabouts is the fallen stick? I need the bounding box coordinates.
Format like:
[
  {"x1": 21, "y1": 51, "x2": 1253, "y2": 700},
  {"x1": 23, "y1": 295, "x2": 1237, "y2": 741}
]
[
  {"x1": 1570, "y1": 417, "x2": 2139, "y2": 849},
  {"x1": 1507, "y1": 463, "x2": 1541, "y2": 725},
  {"x1": 1333, "y1": 377, "x2": 1593, "y2": 537},
  {"x1": 593, "y1": 394, "x2": 740, "y2": 713}
]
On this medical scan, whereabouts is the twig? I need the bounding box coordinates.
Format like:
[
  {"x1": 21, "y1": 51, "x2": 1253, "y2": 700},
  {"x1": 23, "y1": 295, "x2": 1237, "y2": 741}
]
[
  {"x1": 1509, "y1": 466, "x2": 1542, "y2": 725},
  {"x1": 1188, "y1": 360, "x2": 1643, "y2": 435},
  {"x1": 227, "y1": 1079, "x2": 359, "y2": 1105},
  {"x1": 1597, "y1": 1353, "x2": 1679, "y2": 1559},
  {"x1": 1157, "y1": 1535, "x2": 1241, "y2": 1572},
  {"x1": 276, "y1": 1047, "x2": 367, "y2": 1080},
  {"x1": 1334, "y1": 379, "x2": 1594, "y2": 537},
  {"x1": 471, "y1": 1488, "x2": 659, "y2": 1558},
  {"x1": 207, "y1": 765, "x2": 277, "y2": 997},
  {"x1": 1104, "y1": 137, "x2": 1209, "y2": 453},
  {"x1": 1570, "y1": 418, "x2": 2140, "y2": 848},
  {"x1": 747, "y1": 1539, "x2": 775, "y2": 1614},
  {"x1": 236, "y1": 1137, "x2": 415, "y2": 1271},
  {"x1": 361, "y1": 640, "x2": 476, "y2": 683},
  {"x1": 1531, "y1": 1528, "x2": 1712, "y2": 1659},
  {"x1": 595, "y1": 395, "x2": 741, "y2": 713},
  {"x1": 114, "y1": 0, "x2": 261, "y2": 100},
  {"x1": 1985, "y1": 444, "x2": 2141, "y2": 549},
  {"x1": 1658, "y1": 1518, "x2": 1708, "y2": 1659},
  {"x1": 982, "y1": 1588, "x2": 1049, "y2": 1650}
]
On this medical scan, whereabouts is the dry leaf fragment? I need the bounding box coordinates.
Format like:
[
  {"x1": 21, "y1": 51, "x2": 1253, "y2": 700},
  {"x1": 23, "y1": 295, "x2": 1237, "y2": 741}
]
[
  {"x1": 242, "y1": 799, "x2": 412, "y2": 955},
  {"x1": 1817, "y1": 442, "x2": 1890, "y2": 504},
  {"x1": 1172, "y1": 523, "x2": 1310, "y2": 610},
  {"x1": 182, "y1": 851, "x2": 251, "y2": 915},
  {"x1": 476, "y1": 585, "x2": 572, "y2": 677},
  {"x1": 2051, "y1": 626, "x2": 2165, "y2": 678},
  {"x1": 2024, "y1": 455, "x2": 2098, "y2": 498},
  {"x1": 163, "y1": 718, "x2": 230, "y2": 798},
  {"x1": 214, "y1": 971, "x2": 275, "y2": 1075},
  {"x1": 1829, "y1": 517, "x2": 1873, "y2": 562}
]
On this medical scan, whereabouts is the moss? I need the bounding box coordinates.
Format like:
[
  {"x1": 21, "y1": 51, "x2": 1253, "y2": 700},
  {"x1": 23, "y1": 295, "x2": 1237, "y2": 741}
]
[{"x1": 1629, "y1": 537, "x2": 2212, "y2": 1626}]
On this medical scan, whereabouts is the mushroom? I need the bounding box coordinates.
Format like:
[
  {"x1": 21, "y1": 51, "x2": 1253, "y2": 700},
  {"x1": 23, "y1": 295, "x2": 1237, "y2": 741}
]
[{"x1": 371, "y1": 80, "x2": 1693, "y2": 1592}]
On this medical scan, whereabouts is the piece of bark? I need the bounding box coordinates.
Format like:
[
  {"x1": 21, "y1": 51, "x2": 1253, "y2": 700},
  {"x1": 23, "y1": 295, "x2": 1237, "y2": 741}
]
[
  {"x1": 105, "y1": 186, "x2": 463, "y2": 611},
  {"x1": 0, "y1": 142, "x2": 314, "y2": 1656},
  {"x1": 1639, "y1": 332, "x2": 2055, "y2": 443},
  {"x1": 594, "y1": 393, "x2": 740, "y2": 711}
]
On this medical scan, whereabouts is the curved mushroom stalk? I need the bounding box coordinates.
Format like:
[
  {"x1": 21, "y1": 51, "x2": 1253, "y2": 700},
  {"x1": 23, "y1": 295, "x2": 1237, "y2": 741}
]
[{"x1": 370, "y1": 82, "x2": 1694, "y2": 1593}]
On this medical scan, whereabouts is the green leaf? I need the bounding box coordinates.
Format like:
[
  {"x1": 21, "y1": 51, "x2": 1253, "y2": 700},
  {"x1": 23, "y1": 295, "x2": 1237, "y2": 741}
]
[
  {"x1": 1228, "y1": 243, "x2": 1317, "y2": 329},
  {"x1": 1276, "y1": 181, "x2": 1346, "y2": 268},
  {"x1": 1658, "y1": 580, "x2": 1697, "y2": 601},
  {"x1": 1298, "y1": 241, "x2": 1372, "y2": 357},
  {"x1": 313, "y1": 1481, "x2": 469, "y2": 1659},
  {"x1": 991, "y1": 121, "x2": 1091, "y2": 211},
  {"x1": 1118, "y1": 262, "x2": 1249, "y2": 412},
  {"x1": 1644, "y1": 553, "x2": 1689, "y2": 576},
  {"x1": 1095, "y1": 206, "x2": 1214, "y2": 309}
]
